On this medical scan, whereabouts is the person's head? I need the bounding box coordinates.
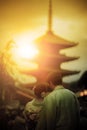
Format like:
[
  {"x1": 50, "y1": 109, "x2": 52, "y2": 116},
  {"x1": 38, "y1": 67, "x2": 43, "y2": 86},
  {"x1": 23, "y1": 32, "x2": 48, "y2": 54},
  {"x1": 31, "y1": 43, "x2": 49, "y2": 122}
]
[
  {"x1": 46, "y1": 71, "x2": 62, "y2": 89},
  {"x1": 33, "y1": 82, "x2": 52, "y2": 99}
]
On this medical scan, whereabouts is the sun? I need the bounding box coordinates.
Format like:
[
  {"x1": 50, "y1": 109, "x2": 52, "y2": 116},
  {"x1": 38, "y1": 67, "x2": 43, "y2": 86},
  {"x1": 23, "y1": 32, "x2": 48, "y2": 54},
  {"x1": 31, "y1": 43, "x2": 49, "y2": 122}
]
[
  {"x1": 16, "y1": 43, "x2": 39, "y2": 59},
  {"x1": 13, "y1": 34, "x2": 39, "y2": 60},
  {"x1": 11, "y1": 35, "x2": 40, "y2": 72},
  {"x1": 2, "y1": 34, "x2": 40, "y2": 84}
]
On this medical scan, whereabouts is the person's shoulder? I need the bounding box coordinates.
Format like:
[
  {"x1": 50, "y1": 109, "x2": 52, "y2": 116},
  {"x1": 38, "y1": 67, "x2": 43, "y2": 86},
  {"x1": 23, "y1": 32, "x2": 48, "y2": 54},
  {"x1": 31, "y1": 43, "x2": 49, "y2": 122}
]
[
  {"x1": 65, "y1": 88, "x2": 76, "y2": 95},
  {"x1": 63, "y1": 88, "x2": 78, "y2": 100},
  {"x1": 44, "y1": 90, "x2": 56, "y2": 101},
  {"x1": 25, "y1": 99, "x2": 35, "y2": 108}
]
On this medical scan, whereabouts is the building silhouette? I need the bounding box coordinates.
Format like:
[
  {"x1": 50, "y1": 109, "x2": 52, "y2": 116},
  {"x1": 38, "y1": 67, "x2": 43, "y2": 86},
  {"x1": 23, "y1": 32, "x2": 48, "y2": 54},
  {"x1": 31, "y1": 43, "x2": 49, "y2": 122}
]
[{"x1": 27, "y1": 0, "x2": 80, "y2": 84}]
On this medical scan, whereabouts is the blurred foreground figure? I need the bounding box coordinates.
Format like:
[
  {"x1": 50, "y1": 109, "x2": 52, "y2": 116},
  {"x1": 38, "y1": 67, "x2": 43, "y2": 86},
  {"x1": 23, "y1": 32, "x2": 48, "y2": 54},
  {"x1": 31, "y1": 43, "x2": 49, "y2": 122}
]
[
  {"x1": 36, "y1": 71, "x2": 80, "y2": 130},
  {"x1": 24, "y1": 82, "x2": 52, "y2": 130}
]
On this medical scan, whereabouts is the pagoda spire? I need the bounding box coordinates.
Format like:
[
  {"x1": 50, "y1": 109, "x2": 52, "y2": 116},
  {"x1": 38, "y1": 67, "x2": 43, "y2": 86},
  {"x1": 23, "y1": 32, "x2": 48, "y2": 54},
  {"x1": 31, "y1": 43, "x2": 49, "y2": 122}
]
[{"x1": 48, "y1": 0, "x2": 52, "y2": 32}]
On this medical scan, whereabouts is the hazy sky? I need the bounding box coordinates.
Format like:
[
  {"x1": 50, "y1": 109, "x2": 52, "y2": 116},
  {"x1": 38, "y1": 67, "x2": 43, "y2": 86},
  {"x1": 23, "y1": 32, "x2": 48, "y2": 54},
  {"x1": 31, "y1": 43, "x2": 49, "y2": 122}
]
[{"x1": 0, "y1": 0, "x2": 87, "y2": 82}]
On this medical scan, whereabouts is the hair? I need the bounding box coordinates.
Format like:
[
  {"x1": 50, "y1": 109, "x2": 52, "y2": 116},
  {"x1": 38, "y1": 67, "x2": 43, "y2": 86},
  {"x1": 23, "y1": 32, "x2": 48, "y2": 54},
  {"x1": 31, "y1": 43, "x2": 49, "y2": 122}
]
[
  {"x1": 33, "y1": 82, "x2": 52, "y2": 98},
  {"x1": 46, "y1": 71, "x2": 62, "y2": 86}
]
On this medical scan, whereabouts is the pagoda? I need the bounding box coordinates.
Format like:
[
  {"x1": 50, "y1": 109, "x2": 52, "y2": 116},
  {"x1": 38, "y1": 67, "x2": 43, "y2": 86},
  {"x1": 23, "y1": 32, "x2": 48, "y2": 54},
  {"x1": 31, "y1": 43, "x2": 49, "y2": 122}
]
[
  {"x1": 0, "y1": 0, "x2": 80, "y2": 102},
  {"x1": 27, "y1": 0, "x2": 80, "y2": 83}
]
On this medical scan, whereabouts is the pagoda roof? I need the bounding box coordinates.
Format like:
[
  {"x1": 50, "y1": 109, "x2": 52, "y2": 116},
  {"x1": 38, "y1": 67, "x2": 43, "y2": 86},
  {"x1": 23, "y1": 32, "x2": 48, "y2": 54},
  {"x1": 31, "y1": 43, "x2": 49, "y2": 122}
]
[
  {"x1": 35, "y1": 31, "x2": 78, "y2": 48},
  {"x1": 49, "y1": 54, "x2": 79, "y2": 62},
  {"x1": 61, "y1": 69, "x2": 80, "y2": 76},
  {"x1": 21, "y1": 68, "x2": 80, "y2": 81},
  {"x1": 35, "y1": 54, "x2": 79, "y2": 63}
]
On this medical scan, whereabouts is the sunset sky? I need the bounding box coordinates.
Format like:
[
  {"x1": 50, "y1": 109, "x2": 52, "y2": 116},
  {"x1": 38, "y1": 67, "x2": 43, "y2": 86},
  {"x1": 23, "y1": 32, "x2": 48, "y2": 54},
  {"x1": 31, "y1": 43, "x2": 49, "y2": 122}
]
[{"x1": 0, "y1": 0, "x2": 87, "y2": 83}]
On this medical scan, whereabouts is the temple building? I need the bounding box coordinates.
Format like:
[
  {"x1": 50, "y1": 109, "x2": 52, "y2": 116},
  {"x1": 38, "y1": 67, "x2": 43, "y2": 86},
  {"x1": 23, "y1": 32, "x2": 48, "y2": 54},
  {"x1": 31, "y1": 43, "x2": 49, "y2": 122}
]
[{"x1": 27, "y1": 0, "x2": 80, "y2": 84}]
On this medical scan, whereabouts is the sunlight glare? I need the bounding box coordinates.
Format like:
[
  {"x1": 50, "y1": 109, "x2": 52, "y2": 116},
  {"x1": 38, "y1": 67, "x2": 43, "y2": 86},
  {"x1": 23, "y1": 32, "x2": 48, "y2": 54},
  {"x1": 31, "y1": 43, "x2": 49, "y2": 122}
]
[
  {"x1": 16, "y1": 44, "x2": 39, "y2": 59},
  {"x1": 13, "y1": 32, "x2": 39, "y2": 59},
  {"x1": 2, "y1": 33, "x2": 40, "y2": 85}
]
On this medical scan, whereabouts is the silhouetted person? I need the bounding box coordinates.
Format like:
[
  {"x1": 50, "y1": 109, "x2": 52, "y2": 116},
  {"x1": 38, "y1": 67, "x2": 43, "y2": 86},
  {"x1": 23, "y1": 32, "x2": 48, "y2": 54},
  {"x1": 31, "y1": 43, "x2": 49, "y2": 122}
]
[
  {"x1": 36, "y1": 71, "x2": 80, "y2": 130},
  {"x1": 24, "y1": 82, "x2": 52, "y2": 130}
]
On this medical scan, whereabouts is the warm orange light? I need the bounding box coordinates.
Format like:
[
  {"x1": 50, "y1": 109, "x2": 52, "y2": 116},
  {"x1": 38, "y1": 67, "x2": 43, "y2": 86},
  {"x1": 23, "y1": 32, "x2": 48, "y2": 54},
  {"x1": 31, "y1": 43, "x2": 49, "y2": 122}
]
[
  {"x1": 11, "y1": 42, "x2": 39, "y2": 72},
  {"x1": 13, "y1": 32, "x2": 39, "y2": 60},
  {"x1": 10, "y1": 35, "x2": 39, "y2": 71},
  {"x1": 84, "y1": 90, "x2": 87, "y2": 96},
  {"x1": 80, "y1": 92, "x2": 84, "y2": 97},
  {"x1": 2, "y1": 34, "x2": 40, "y2": 85},
  {"x1": 16, "y1": 44, "x2": 39, "y2": 59},
  {"x1": 12, "y1": 43, "x2": 39, "y2": 60},
  {"x1": 17, "y1": 61, "x2": 39, "y2": 71}
]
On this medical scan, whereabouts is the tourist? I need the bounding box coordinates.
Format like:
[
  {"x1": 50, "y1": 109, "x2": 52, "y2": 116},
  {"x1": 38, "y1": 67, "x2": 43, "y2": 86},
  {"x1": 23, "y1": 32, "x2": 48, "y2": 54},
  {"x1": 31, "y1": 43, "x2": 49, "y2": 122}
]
[{"x1": 36, "y1": 71, "x2": 80, "y2": 130}]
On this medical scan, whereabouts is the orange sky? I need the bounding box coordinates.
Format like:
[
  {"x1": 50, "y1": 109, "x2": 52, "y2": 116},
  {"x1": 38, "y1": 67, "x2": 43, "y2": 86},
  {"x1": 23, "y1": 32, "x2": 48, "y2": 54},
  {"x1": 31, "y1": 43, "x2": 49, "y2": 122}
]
[{"x1": 0, "y1": 0, "x2": 87, "y2": 83}]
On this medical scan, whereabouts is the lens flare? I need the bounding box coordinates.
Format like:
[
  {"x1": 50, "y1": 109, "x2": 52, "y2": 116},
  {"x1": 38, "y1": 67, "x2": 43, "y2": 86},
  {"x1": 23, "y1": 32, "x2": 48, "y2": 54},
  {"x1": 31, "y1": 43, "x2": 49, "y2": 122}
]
[
  {"x1": 16, "y1": 43, "x2": 39, "y2": 59},
  {"x1": 2, "y1": 35, "x2": 39, "y2": 85}
]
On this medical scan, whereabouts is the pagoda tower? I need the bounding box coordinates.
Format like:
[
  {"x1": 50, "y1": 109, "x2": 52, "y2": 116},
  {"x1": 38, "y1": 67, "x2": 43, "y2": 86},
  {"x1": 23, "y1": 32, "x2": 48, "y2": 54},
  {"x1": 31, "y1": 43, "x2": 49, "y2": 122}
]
[
  {"x1": 27, "y1": 0, "x2": 80, "y2": 84},
  {"x1": 22, "y1": 0, "x2": 80, "y2": 86}
]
